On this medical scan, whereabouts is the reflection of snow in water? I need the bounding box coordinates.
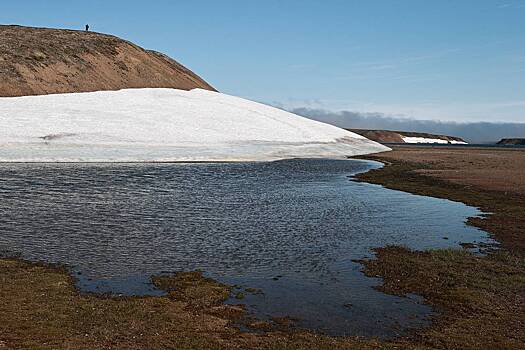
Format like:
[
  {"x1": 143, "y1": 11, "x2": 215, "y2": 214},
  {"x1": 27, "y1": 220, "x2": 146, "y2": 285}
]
[{"x1": 0, "y1": 88, "x2": 389, "y2": 162}]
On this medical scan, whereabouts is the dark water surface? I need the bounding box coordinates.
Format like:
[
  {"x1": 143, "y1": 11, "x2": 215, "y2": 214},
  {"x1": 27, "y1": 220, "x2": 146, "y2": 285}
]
[{"x1": 0, "y1": 159, "x2": 493, "y2": 337}]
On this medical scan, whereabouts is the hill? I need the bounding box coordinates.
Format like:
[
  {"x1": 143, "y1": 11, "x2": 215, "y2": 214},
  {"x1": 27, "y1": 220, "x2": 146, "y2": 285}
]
[
  {"x1": 0, "y1": 25, "x2": 215, "y2": 97},
  {"x1": 348, "y1": 129, "x2": 467, "y2": 144},
  {"x1": 497, "y1": 138, "x2": 525, "y2": 145}
]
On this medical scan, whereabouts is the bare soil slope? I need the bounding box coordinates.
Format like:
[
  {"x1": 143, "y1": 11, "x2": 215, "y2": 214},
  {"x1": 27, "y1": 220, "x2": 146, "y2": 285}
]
[{"x1": 0, "y1": 25, "x2": 215, "y2": 97}]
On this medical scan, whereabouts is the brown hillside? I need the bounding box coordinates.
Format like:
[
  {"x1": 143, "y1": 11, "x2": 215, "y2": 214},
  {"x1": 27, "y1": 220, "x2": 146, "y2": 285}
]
[
  {"x1": 349, "y1": 129, "x2": 405, "y2": 143},
  {"x1": 0, "y1": 25, "x2": 215, "y2": 97},
  {"x1": 497, "y1": 138, "x2": 525, "y2": 145}
]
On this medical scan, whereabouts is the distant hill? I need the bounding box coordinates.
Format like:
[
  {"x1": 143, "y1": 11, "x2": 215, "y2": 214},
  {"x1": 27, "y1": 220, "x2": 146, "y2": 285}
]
[
  {"x1": 0, "y1": 25, "x2": 215, "y2": 97},
  {"x1": 348, "y1": 129, "x2": 467, "y2": 144},
  {"x1": 497, "y1": 138, "x2": 525, "y2": 145}
]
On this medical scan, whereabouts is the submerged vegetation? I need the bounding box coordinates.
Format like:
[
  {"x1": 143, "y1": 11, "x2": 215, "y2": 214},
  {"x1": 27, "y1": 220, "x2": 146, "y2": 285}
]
[
  {"x1": 0, "y1": 259, "x2": 390, "y2": 349},
  {"x1": 3, "y1": 248, "x2": 523, "y2": 349}
]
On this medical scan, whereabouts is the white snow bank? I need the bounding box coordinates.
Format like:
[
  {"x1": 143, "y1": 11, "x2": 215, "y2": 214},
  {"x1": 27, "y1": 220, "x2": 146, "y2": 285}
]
[
  {"x1": 402, "y1": 137, "x2": 449, "y2": 144},
  {"x1": 0, "y1": 88, "x2": 389, "y2": 162},
  {"x1": 402, "y1": 136, "x2": 468, "y2": 145}
]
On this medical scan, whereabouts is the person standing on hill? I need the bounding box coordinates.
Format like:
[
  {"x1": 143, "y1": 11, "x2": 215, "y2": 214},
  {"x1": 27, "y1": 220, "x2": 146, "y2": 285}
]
[{"x1": 85, "y1": 24, "x2": 89, "y2": 31}]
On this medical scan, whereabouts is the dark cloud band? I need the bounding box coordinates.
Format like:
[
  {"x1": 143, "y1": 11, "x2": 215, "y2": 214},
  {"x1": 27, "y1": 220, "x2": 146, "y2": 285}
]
[{"x1": 291, "y1": 108, "x2": 525, "y2": 144}]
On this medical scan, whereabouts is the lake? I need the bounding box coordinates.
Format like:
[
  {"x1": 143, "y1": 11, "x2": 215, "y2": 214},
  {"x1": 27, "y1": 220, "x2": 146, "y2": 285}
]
[{"x1": 0, "y1": 159, "x2": 494, "y2": 337}]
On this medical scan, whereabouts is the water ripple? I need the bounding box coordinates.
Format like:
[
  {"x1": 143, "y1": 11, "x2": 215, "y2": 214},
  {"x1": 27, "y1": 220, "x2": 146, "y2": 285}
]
[{"x1": 0, "y1": 159, "x2": 493, "y2": 337}]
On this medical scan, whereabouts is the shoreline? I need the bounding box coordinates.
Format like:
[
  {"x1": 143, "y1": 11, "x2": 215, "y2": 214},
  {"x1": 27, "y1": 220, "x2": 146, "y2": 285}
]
[
  {"x1": 354, "y1": 146, "x2": 525, "y2": 348},
  {"x1": 0, "y1": 148, "x2": 523, "y2": 349},
  {"x1": 354, "y1": 146, "x2": 525, "y2": 253}
]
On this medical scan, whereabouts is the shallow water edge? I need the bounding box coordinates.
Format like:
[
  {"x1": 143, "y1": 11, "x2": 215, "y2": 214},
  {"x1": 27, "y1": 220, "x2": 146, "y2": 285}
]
[{"x1": 0, "y1": 158, "x2": 494, "y2": 337}]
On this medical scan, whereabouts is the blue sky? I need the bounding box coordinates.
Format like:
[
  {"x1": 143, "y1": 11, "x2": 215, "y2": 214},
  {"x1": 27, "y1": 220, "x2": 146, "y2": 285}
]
[{"x1": 1, "y1": 0, "x2": 524, "y2": 122}]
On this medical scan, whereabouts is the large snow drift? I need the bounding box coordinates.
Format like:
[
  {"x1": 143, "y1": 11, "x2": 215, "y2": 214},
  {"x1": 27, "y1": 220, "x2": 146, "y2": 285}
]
[{"x1": 0, "y1": 88, "x2": 389, "y2": 162}]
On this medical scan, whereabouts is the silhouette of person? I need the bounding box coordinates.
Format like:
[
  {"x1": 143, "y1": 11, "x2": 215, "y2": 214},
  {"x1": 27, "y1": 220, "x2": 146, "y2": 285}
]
[{"x1": 85, "y1": 24, "x2": 89, "y2": 31}]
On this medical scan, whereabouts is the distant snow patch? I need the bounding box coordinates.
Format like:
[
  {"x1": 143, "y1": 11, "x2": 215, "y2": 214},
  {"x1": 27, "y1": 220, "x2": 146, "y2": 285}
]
[{"x1": 402, "y1": 137, "x2": 467, "y2": 145}]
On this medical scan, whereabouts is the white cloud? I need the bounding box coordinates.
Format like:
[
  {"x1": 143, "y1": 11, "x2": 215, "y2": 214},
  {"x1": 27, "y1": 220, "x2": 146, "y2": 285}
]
[{"x1": 497, "y1": 1, "x2": 525, "y2": 8}]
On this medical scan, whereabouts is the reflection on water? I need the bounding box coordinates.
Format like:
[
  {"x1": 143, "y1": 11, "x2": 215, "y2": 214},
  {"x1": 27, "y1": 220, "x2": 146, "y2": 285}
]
[{"x1": 0, "y1": 159, "x2": 493, "y2": 337}]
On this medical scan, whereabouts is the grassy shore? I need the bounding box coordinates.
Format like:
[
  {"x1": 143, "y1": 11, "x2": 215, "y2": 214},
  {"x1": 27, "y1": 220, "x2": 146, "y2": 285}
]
[
  {"x1": 1, "y1": 146, "x2": 524, "y2": 349},
  {"x1": 355, "y1": 146, "x2": 525, "y2": 349},
  {"x1": 0, "y1": 259, "x2": 391, "y2": 349},
  {"x1": 355, "y1": 146, "x2": 525, "y2": 254}
]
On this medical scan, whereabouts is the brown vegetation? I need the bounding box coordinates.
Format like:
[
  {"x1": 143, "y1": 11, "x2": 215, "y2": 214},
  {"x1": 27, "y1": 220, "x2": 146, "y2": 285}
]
[
  {"x1": 0, "y1": 259, "x2": 390, "y2": 349},
  {"x1": 354, "y1": 146, "x2": 525, "y2": 349},
  {"x1": 356, "y1": 146, "x2": 525, "y2": 253},
  {"x1": 365, "y1": 145, "x2": 525, "y2": 195},
  {"x1": 0, "y1": 25, "x2": 215, "y2": 97},
  {"x1": 361, "y1": 247, "x2": 525, "y2": 349}
]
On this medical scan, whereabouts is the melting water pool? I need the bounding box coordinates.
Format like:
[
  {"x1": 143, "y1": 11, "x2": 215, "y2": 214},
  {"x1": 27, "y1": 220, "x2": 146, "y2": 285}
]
[{"x1": 0, "y1": 159, "x2": 493, "y2": 337}]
